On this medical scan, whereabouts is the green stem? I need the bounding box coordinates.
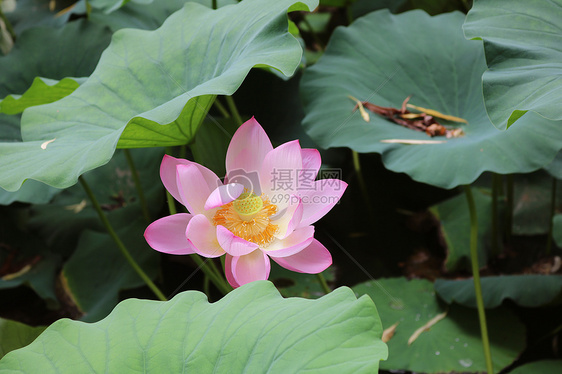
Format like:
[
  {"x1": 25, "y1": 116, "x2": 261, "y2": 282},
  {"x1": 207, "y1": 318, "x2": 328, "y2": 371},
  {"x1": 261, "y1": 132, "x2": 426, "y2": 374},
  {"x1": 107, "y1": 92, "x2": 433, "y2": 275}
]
[
  {"x1": 491, "y1": 173, "x2": 501, "y2": 256},
  {"x1": 213, "y1": 97, "x2": 231, "y2": 118},
  {"x1": 166, "y1": 191, "x2": 177, "y2": 215},
  {"x1": 225, "y1": 95, "x2": 243, "y2": 127},
  {"x1": 203, "y1": 274, "x2": 210, "y2": 296},
  {"x1": 190, "y1": 254, "x2": 232, "y2": 295},
  {"x1": 345, "y1": 2, "x2": 354, "y2": 25},
  {"x1": 506, "y1": 174, "x2": 514, "y2": 241},
  {"x1": 79, "y1": 176, "x2": 167, "y2": 301},
  {"x1": 316, "y1": 272, "x2": 331, "y2": 294},
  {"x1": 464, "y1": 185, "x2": 494, "y2": 374},
  {"x1": 212, "y1": 0, "x2": 217, "y2": 10},
  {"x1": 206, "y1": 258, "x2": 224, "y2": 280},
  {"x1": 352, "y1": 151, "x2": 375, "y2": 224},
  {"x1": 546, "y1": 178, "x2": 557, "y2": 255},
  {"x1": 124, "y1": 149, "x2": 151, "y2": 223},
  {"x1": 301, "y1": 17, "x2": 324, "y2": 50}
]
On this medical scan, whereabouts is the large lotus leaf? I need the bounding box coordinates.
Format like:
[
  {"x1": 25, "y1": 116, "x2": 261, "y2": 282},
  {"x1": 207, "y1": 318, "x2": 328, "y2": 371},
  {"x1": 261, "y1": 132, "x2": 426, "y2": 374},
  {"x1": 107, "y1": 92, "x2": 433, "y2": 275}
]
[
  {"x1": 463, "y1": 0, "x2": 562, "y2": 129},
  {"x1": 0, "y1": 318, "x2": 45, "y2": 359},
  {"x1": 430, "y1": 187, "x2": 491, "y2": 272},
  {"x1": 510, "y1": 360, "x2": 562, "y2": 374},
  {"x1": 0, "y1": 282, "x2": 388, "y2": 373},
  {"x1": 300, "y1": 10, "x2": 562, "y2": 189},
  {"x1": 435, "y1": 275, "x2": 562, "y2": 308},
  {"x1": 353, "y1": 277, "x2": 525, "y2": 373},
  {"x1": 61, "y1": 219, "x2": 160, "y2": 322},
  {"x1": 0, "y1": 0, "x2": 317, "y2": 193}
]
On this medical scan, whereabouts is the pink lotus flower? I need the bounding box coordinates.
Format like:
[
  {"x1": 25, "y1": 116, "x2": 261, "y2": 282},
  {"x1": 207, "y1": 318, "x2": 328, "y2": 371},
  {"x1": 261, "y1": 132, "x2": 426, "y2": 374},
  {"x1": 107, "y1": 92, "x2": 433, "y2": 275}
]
[{"x1": 144, "y1": 117, "x2": 347, "y2": 287}]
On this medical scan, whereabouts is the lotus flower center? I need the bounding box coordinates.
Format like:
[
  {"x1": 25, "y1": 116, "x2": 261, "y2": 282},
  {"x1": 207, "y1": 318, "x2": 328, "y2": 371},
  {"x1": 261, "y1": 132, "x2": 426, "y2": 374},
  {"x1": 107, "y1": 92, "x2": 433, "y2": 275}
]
[
  {"x1": 233, "y1": 192, "x2": 263, "y2": 221},
  {"x1": 212, "y1": 192, "x2": 278, "y2": 247}
]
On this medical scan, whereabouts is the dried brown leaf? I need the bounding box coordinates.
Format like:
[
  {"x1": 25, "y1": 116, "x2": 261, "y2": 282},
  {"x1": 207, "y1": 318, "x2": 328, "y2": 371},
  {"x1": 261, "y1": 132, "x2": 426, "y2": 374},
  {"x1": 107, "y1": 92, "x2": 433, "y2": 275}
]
[
  {"x1": 381, "y1": 139, "x2": 446, "y2": 145},
  {"x1": 382, "y1": 322, "x2": 399, "y2": 343},
  {"x1": 408, "y1": 310, "x2": 448, "y2": 345},
  {"x1": 407, "y1": 104, "x2": 467, "y2": 123}
]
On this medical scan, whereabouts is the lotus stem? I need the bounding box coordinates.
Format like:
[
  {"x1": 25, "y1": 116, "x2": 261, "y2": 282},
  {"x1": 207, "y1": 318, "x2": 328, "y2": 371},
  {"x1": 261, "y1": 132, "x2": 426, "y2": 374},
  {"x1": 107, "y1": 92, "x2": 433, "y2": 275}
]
[
  {"x1": 213, "y1": 97, "x2": 231, "y2": 118},
  {"x1": 166, "y1": 191, "x2": 177, "y2": 215},
  {"x1": 124, "y1": 149, "x2": 151, "y2": 223},
  {"x1": 491, "y1": 173, "x2": 501, "y2": 256},
  {"x1": 203, "y1": 274, "x2": 210, "y2": 296},
  {"x1": 79, "y1": 176, "x2": 167, "y2": 301},
  {"x1": 206, "y1": 257, "x2": 224, "y2": 280},
  {"x1": 316, "y1": 272, "x2": 331, "y2": 294},
  {"x1": 345, "y1": 3, "x2": 354, "y2": 25},
  {"x1": 464, "y1": 185, "x2": 493, "y2": 374},
  {"x1": 190, "y1": 254, "x2": 232, "y2": 295},
  {"x1": 212, "y1": 0, "x2": 217, "y2": 10},
  {"x1": 506, "y1": 174, "x2": 514, "y2": 241},
  {"x1": 546, "y1": 178, "x2": 557, "y2": 255},
  {"x1": 225, "y1": 95, "x2": 243, "y2": 127}
]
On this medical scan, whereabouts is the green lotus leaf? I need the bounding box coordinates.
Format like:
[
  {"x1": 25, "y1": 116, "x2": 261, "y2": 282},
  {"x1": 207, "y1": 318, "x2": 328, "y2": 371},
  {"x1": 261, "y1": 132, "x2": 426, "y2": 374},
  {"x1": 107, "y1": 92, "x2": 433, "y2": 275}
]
[
  {"x1": 301, "y1": 10, "x2": 562, "y2": 189},
  {"x1": 510, "y1": 360, "x2": 562, "y2": 374},
  {"x1": 0, "y1": 282, "x2": 388, "y2": 373},
  {"x1": 0, "y1": 0, "x2": 317, "y2": 193},
  {"x1": 0, "y1": 77, "x2": 85, "y2": 115},
  {"x1": 353, "y1": 277, "x2": 525, "y2": 373},
  {"x1": 430, "y1": 187, "x2": 491, "y2": 272},
  {"x1": 435, "y1": 275, "x2": 562, "y2": 308},
  {"x1": 463, "y1": 0, "x2": 562, "y2": 129},
  {"x1": 0, "y1": 318, "x2": 45, "y2": 359}
]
